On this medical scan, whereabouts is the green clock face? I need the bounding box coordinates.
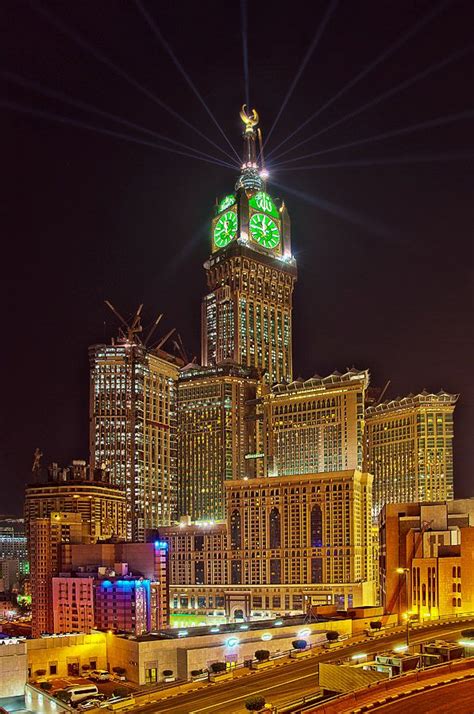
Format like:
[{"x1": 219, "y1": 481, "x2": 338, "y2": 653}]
[
  {"x1": 249, "y1": 213, "x2": 280, "y2": 249},
  {"x1": 217, "y1": 194, "x2": 235, "y2": 213},
  {"x1": 214, "y1": 211, "x2": 237, "y2": 248},
  {"x1": 252, "y1": 191, "x2": 278, "y2": 217}
]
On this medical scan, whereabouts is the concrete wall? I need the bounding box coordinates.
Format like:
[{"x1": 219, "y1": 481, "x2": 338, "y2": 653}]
[
  {"x1": 0, "y1": 642, "x2": 27, "y2": 698},
  {"x1": 26, "y1": 684, "x2": 71, "y2": 713}
]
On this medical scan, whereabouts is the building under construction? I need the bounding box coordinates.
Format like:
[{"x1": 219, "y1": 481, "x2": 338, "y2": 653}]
[{"x1": 89, "y1": 303, "x2": 184, "y2": 541}]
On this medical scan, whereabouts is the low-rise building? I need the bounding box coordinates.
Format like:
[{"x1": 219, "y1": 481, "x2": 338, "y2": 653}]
[{"x1": 379, "y1": 499, "x2": 474, "y2": 618}]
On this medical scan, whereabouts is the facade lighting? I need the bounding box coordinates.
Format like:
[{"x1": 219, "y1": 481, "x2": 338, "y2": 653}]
[
  {"x1": 226, "y1": 636, "x2": 239, "y2": 647},
  {"x1": 261, "y1": 633, "x2": 272, "y2": 641}
]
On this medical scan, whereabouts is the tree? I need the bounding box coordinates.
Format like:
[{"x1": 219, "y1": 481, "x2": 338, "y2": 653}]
[
  {"x1": 245, "y1": 695, "x2": 266, "y2": 711},
  {"x1": 326, "y1": 631, "x2": 339, "y2": 642},
  {"x1": 461, "y1": 629, "x2": 474, "y2": 639},
  {"x1": 81, "y1": 664, "x2": 90, "y2": 672},
  {"x1": 113, "y1": 666, "x2": 126, "y2": 676},
  {"x1": 162, "y1": 670, "x2": 173, "y2": 677},
  {"x1": 210, "y1": 662, "x2": 227, "y2": 673},
  {"x1": 112, "y1": 686, "x2": 129, "y2": 698},
  {"x1": 35, "y1": 669, "x2": 46, "y2": 677},
  {"x1": 191, "y1": 669, "x2": 203, "y2": 677},
  {"x1": 254, "y1": 649, "x2": 270, "y2": 662},
  {"x1": 39, "y1": 682, "x2": 52, "y2": 691},
  {"x1": 370, "y1": 621, "x2": 382, "y2": 630},
  {"x1": 292, "y1": 639, "x2": 307, "y2": 650}
]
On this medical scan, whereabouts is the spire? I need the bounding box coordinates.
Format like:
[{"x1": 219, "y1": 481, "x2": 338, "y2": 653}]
[{"x1": 235, "y1": 105, "x2": 264, "y2": 191}]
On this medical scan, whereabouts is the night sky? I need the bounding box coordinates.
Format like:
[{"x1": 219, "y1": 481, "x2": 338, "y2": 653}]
[{"x1": 2, "y1": 1, "x2": 473, "y2": 515}]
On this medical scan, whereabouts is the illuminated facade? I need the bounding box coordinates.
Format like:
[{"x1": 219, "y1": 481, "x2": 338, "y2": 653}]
[
  {"x1": 263, "y1": 369, "x2": 368, "y2": 478},
  {"x1": 95, "y1": 578, "x2": 151, "y2": 635},
  {"x1": 52, "y1": 577, "x2": 94, "y2": 634},
  {"x1": 25, "y1": 460, "x2": 127, "y2": 544},
  {"x1": 160, "y1": 469, "x2": 376, "y2": 614},
  {"x1": 176, "y1": 364, "x2": 261, "y2": 521},
  {"x1": 380, "y1": 500, "x2": 474, "y2": 618},
  {"x1": 201, "y1": 108, "x2": 297, "y2": 385},
  {"x1": 365, "y1": 391, "x2": 458, "y2": 517},
  {"x1": 89, "y1": 342, "x2": 180, "y2": 540}
]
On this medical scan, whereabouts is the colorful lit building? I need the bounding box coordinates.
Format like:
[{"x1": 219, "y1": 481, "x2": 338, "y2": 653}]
[
  {"x1": 201, "y1": 107, "x2": 297, "y2": 386},
  {"x1": 176, "y1": 363, "x2": 261, "y2": 521},
  {"x1": 52, "y1": 576, "x2": 94, "y2": 633},
  {"x1": 89, "y1": 340, "x2": 180, "y2": 540},
  {"x1": 365, "y1": 390, "x2": 458, "y2": 517},
  {"x1": 29, "y1": 512, "x2": 84, "y2": 637},
  {"x1": 95, "y1": 577, "x2": 151, "y2": 635},
  {"x1": 379, "y1": 499, "x2": 474, "y2": 618},
  {"x1": 0, "y1": 518, "x2": 28, "y2": 575}
]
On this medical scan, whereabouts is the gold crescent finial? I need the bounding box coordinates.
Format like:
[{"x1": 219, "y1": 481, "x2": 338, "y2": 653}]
[{"x1": 240, "y1": 104, "x2": 259, "y2": 133}]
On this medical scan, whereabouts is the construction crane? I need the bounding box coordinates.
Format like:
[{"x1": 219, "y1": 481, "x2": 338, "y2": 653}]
[{"x1": 105, "y1": 301, "x2": 176, "y2": 353}]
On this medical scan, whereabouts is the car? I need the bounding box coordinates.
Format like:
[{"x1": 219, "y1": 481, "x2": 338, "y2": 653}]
[
  {"x1": 77, "y1": 699, "x2": 103, "y2": 711},
  {"x1": 89, "y1": 670, "x2": 111, "y2": 682}
]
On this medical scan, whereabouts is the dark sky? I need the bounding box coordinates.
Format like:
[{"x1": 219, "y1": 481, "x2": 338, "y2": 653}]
[{"x1": 2, "y1": 1, "x2": 473, "y2": 515}]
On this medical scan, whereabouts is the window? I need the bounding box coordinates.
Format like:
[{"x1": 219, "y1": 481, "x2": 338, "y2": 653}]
[
  {"x1": 49, "y1": 664, "x2": 57, "y2": 675},
  {"x1": 269, "y1": 508, "x2": 281, "y2": 549},
  {"x1": 270, "y1": 558, "x2": 281, "y2": 584},
  {"x1": 310, "y1": 505, "x2": 323, "y2": 548},
  {"x1": 145, "y1": 667, "x2": 157, "y2": 684},
  {"x1": 230, "y1": 510, "x2": 241, "y2": 550}
]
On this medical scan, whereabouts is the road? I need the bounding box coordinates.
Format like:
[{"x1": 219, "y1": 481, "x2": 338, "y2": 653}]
[
  {"x1": 132, "y1": 620, "x2": 474, "y2": 714},
  {"x1": 374, "y1": 677, "x2": 474, "y2": 713}
]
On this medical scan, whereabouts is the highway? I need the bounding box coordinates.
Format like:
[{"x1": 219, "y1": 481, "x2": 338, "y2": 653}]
[
  {"x1": 132, "y1": 620, "x2": 474, "y2": 714},
  {"x1": 364, "y1": 676, "x2": 474, "y2": 713}
]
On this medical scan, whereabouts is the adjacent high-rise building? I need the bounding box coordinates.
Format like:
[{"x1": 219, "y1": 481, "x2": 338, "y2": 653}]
[
  {"x1": 176, "y1": 363, "x2": 261, "y2": 521},
  {"x1": 89, "y1": 337, "x2": 181, "y2": 540},
  {"x1": 25, "y1": 460, "x2": 127, "y2": 544},
  {"x1": 201, "y1": 107, "x2": 297, "y2": 385},
  {"x1": 365, "y1": 390, "x2": 458, "y2": 517},
  {"x1": 262, "y1": 369, "x2": 368, "y2": 478},
  {"x1": 0, "y1": 519, "x2": 28, "y2": 575}
]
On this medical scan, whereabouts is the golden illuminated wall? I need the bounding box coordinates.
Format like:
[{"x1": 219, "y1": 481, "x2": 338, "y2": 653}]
[
  {"x1": 202, "y1": 247, "x2": 296, "y2": 385},
  {"x1": 225, "y1": 470, "x2": 373, "y2": 588},
  {"x1": 263, "y1": 370, "x2": 368, "y2": 478},
  {"x1": 89, "y1": 343, "x2": 179, "y2": 539},
  {"x1": 176, "y1": 366, "x2": 259, "y2": 521},
  {"x1": 366, "y1": 391, "x2": 457, "y2": 517}
]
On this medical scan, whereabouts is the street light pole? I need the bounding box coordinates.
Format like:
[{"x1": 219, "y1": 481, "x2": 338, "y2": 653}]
[{"x1": 396, "y1": 567, "x2": 410, "y2": 648}]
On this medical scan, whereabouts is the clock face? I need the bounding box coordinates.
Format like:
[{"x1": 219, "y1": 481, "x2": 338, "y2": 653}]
[
  {"x1": 217, "y1": 194, "x2": 235, "y2": 213},
  {"x1": 252, "y1": 191, "x2": 278, "y2": 217},
  {"x1": 214, "y1": 211, "x2": 237, "y2": 248},
  {"x1": 249, "y1": 213, "x2": 280, "y2": 249}
]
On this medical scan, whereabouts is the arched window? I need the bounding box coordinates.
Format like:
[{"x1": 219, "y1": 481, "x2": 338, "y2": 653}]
[
  {"x1": 310, "y1": 504, "x2": 323, "y2": 548},
  {"x1": 457, "y1": 566, "x2": 461, "y2": 578},
  {"x1": 452, "y1": 566, "x2": 456, "y2": 578},
  {"x1": 458, "y1": 598, "x2": 462, "y2": 607},
  {"x1": 230, "y1": 509, "x2": 241, "y2": 550},
  {"x1": 269, "y1": 507, "x2": 281, "y2": 549}
]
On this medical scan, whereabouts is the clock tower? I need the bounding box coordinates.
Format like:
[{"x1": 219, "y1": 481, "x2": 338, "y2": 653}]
[{"x1": 202, "y1": 107, "x2": 297, "y2": 384}]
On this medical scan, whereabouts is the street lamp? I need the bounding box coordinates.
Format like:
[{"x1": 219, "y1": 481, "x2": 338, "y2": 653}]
[{"x1": 396, "y1": 567, "x2": 410, "y2": 647}]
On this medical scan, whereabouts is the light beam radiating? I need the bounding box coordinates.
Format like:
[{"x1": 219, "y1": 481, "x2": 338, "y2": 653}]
[
  {"x1": 32, "y1": 1, "x2": 237, "y2": 164},
  {"x1": 240, "y1": 0, "x2": 250, "y2": 107},
  {"x1": 2, "y1": 71, "x2": 237, "y2": 169},
  {"x1": 271, "y1": 44, "x2": 473, "y2": 162},
  {"x1": 277, "y1": 151, "x2": 474, "y2": 171},
  {"x1": 1, "y1": 100, "x2": 235, "y2": 169},
  {"x1": 272, "y1": 179, "x2": 399, "y2": 242},
  {"x1": 264, "y1": 0, "x2": 339, "y2": 148},
  {"x1": 134, "y1": 0, "x2": 240, "y2": 162},
  {"x1": 266, "y1": 0, "x2": 454, "y2": 159},
  {"x1": 275, "y1": 110, "x2": 474, "y2": 166}
]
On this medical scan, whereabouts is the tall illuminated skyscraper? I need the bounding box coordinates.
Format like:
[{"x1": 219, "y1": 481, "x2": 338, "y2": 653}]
[
  {"x1": 176, "y1": 364, "x2": 261, "y2": 521},
  {"x1": 89, "y1": 333, "x2": 181, "y2": 541},
  {"x1": 201, "y1": 107, "x2": 297, "y2": 385},
  {"x1": 365, "y1": 390, "x2": 458, "y2": 517}
]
